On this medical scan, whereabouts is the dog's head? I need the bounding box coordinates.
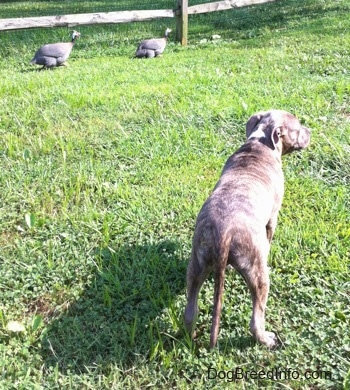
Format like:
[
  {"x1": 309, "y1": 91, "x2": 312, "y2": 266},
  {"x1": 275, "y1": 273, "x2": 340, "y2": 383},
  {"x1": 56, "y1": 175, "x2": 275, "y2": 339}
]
[{"x1": 245, "y1": 110, "x2": 311, "y2": 155}]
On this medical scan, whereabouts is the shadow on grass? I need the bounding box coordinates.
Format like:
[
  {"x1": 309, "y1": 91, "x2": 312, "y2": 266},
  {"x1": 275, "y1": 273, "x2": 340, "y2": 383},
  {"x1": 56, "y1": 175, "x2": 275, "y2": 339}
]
[
  {"x1": 20, "y1": 67, "x2": 57, "y2": 73},
  {"x1": 41, "y1": 240, "x2": 187, "y2": 373}
]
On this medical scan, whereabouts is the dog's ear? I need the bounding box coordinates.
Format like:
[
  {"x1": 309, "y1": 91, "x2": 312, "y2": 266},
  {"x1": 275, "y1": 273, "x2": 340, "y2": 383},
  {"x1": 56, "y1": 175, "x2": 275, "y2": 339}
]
[
  {"x1": 246, "y1": 111, "x2": 267, "y2": 138},
  {"x1": 270, "y1": 126, "x2": 282, "y2": 149}
]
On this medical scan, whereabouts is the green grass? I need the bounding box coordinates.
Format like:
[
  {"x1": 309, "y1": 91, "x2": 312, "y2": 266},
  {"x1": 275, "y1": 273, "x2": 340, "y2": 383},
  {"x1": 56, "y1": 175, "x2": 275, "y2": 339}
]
[{"x1": 0, "y1": 0, "x2": 350, "y2": 388}]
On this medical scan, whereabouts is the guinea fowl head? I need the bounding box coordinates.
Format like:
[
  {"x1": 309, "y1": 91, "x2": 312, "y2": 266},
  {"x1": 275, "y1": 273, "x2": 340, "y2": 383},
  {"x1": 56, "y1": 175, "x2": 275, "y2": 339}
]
[
  {"x1": 164, "y1": 28, "x2": 172, "y2": 38},
  {"x1": 71, "y1": 30, "x2": 81, "y2": 42}
]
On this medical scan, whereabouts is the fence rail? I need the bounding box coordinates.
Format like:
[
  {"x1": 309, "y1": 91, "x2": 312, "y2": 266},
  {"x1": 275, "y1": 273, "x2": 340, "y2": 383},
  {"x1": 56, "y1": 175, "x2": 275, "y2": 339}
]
[
  {"x1": 0, "y1": 10, "x2": 174, "y2": 31},
  {"x1": 0, "y1": 0, "x2": 276, "y2": 43},
  {"x1": 187, "y1": 0, "x2": 275, "y2": 14}
]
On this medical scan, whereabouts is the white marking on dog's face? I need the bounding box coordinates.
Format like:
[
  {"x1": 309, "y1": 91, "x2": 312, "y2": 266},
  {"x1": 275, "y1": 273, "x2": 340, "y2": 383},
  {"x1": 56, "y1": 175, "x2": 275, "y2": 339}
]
[{"x1": 248, "y1": 125, "x2": 266, "y2": 140}]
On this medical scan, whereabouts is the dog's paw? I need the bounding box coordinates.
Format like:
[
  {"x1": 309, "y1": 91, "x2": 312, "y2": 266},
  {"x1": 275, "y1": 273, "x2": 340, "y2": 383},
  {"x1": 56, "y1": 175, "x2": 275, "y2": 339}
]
[{"x1": 261, "y1": 331, "x2": 278, "y2": 349}]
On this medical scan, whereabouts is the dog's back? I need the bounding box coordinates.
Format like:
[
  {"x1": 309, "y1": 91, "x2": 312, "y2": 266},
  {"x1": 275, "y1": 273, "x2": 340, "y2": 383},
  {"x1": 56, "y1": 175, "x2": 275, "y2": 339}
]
[
  {"x1": 184, "y1": 110, "x2": 310, "y2": 349},
  {"x1": 193, "y1": 139, "x2": 284, "y2": 264}
]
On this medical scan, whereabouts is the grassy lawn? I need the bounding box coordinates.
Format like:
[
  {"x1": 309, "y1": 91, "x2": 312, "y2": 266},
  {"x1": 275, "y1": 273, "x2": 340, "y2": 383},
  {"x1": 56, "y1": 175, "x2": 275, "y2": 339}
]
[{"x1": 0, "y1": 0, "x2": 349, "y2": 388}]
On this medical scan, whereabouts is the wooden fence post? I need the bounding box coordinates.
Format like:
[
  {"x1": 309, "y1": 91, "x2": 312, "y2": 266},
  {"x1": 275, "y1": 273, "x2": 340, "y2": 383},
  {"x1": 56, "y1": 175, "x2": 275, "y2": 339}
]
[{"x1": 176, "y1": 0, "x2": 188, "y2": 45}]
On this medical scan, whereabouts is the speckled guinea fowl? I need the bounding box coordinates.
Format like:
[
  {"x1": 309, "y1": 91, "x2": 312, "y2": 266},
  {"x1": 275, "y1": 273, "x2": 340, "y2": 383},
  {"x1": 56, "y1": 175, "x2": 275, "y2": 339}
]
[
  {"x1": 30, "y1": 30, "x2": 81, "y2": 69},
  {"x1": 135, "y1": 28, "x2": 172, "y2": 58}
]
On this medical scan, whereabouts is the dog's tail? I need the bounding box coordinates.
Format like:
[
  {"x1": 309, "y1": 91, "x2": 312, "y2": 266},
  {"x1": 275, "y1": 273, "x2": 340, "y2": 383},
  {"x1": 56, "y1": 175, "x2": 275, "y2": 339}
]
[{"x1": 209, "y1": 240, "x2": 230, "y2": 349}]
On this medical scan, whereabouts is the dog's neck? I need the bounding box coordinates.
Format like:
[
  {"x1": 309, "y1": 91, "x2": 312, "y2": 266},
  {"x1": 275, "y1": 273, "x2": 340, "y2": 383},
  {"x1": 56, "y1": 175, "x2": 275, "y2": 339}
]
[
  {"x1": 248, "y1": 125, "x2": 266, "y2": 140},
  {"x1": 248, "y1": 126, "x2": 283, "y2": 157},
  {"x1": 245, "y1": 138, "x2": 283, "y2": 163}
]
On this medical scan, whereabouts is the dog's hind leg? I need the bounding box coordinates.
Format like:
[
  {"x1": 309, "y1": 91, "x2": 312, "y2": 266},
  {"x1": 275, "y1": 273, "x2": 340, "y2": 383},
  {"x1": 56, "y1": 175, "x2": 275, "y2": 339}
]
[
  {"x1": 184, "y1": 250, "x2": 210, "y2": 339},
  {"x1": 209, "y1": 263, "x2": 226, "y2": 348},
  {"x1": 209, "y1": 241, "x2": 231, "y2": 348}
]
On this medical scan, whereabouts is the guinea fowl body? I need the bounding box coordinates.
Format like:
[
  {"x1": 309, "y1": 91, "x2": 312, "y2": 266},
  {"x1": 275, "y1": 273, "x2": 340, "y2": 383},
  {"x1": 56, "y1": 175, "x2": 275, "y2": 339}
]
[
  {"x1": 135, "y1": 28, "x2": 171, "y2": 59},
  {"x1": 30, "y1": 31, "x2": 80, "y2": 69}
]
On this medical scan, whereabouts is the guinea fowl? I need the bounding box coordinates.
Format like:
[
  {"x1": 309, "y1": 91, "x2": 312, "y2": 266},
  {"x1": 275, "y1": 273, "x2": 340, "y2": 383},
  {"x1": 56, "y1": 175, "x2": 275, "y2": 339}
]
[
  {"x1": 30, "y1": 30, "x2": 81, "y2": 69},
  {"x1": 135, "y1": 28, "x2": 172, "y2": 58}
]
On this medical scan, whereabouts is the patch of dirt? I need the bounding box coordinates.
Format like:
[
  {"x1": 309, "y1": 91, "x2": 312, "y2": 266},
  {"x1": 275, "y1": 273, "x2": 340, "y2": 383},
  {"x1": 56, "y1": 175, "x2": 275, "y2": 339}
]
[{"x1": 26, "y1": 293, "x2": 71, "y2": 321}]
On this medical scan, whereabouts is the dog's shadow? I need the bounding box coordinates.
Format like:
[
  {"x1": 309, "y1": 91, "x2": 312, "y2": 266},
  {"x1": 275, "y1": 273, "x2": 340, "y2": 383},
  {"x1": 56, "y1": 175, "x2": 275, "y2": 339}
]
[{"x1": 41, "y1": 240, "x2": 187, "y2": 373}]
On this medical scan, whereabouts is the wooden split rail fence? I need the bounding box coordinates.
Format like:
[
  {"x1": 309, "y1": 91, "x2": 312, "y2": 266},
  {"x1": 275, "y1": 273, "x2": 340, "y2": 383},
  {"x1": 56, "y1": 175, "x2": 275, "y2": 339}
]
[{"x1": 0, "y1": 0, "x2": 275, "y2": 44}]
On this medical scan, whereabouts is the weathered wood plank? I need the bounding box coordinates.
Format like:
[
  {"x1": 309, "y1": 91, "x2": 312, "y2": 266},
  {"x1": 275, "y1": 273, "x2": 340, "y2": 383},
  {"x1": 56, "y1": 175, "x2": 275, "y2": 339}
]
[
  {"x1": 188, "y1": 0, "x2": 276, "y2": 15},
  {"x1": 176, "y1": 0, "x2": 188, "y2": 45},
  {"x1": 0, "y1": 0, "x2": 277, "y2": 40},
  {"x1": 0, "y1": 10, "x2": 174, "y2": 31}
]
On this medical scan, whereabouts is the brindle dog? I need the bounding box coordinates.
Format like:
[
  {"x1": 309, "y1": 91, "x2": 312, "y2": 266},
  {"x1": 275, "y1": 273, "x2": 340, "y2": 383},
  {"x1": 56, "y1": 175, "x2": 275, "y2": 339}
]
[{"x1": 184, "y1": 110, "x2": 310, "y2": 349}]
